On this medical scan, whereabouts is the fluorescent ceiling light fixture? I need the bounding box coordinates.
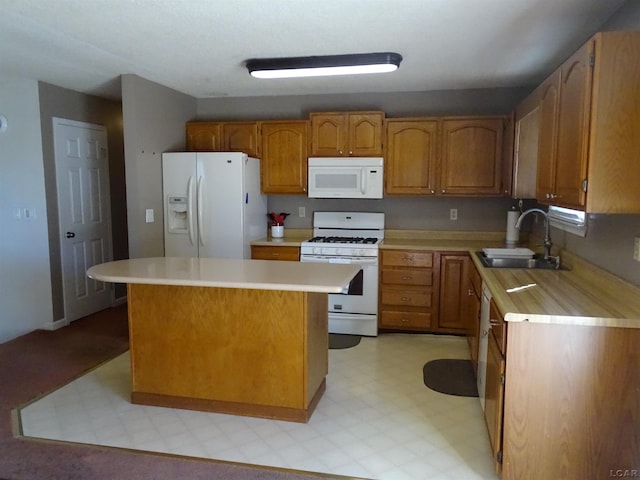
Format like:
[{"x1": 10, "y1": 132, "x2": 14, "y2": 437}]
[{"x1": 246, "y1": 52, "x2": 402, "y2": 79}]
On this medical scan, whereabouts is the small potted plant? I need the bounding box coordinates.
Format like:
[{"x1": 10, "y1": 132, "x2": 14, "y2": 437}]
[{"x1": 267, "y1": 212, "x2": 290, "y2": 238}]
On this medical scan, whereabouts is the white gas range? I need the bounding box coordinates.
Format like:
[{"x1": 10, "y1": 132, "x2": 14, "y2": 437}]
[{"x1": 300, "y1": 212, "x2": 384, "y2": 337}]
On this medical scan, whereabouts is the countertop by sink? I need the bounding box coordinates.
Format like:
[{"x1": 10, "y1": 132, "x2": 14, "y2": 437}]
[{"x1": 250, "y1": 229, "x2": 640, "y2": 328}]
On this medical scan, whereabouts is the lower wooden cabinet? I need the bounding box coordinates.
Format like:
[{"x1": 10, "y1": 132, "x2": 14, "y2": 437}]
[
  {"x1": 250, "y1": 245, "x2": 300, "y2": 261},
  {"x1": 379, "y1": 249, "x2": 474, "y2": 334},
  {"x1": 379, "y1": 250, "x2": 435, "y2": 332},
  {"x1": 485, "y1": 299, "x2": 506, "y2": 475},
  {"x1": 467, "y1": 262, "x2": 482, "y2": 374},
  {"x1": 438, "y1": 253, "x2": 471, "y2": 333}
]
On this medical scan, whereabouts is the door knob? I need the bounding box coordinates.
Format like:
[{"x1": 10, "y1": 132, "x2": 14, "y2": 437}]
[{"x1": 66, "y1": 232, "x2": 76, "y2": 238}]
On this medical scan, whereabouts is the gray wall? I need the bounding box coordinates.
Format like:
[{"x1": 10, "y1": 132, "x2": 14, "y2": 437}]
[
  {"x1": 0, "y1": 75, "x2": 53, "y2": 342},
  {"x1": 197, "y1": 87, "x2": 529, "y2": 120},
  {"x1": 121, "y1": 74, "x2": 197, "y2": 258},
  {"x1": 38, "y1": 82, "x2": 128, "y2": 320}
]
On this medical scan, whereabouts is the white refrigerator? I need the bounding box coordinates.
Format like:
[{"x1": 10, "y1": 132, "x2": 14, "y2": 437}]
[{"x1": 162, "y1": 152, "x2": 267, "y2": 259}]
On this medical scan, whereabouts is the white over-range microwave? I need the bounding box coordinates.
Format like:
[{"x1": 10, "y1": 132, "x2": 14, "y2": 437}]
[{"x1": 307, "y1": 157, "x2": 384, "y2": 199}]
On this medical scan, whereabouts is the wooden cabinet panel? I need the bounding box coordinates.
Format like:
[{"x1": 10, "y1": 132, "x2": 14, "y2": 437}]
[
  {"x1": 251, "y1": 245, "x2": 300, "y2": 261},
  {"x1": 381, "y1": 250, "x2": 433, "y2": 268},
  {"x1": 379, "y1": 249, "x2": 436, "y2": 332},
  {"x1": 222, "y1": 122, "x2": 259, "y2": 157},
  {"x1": 489, "y1": 298, "x2": 506, "y2": 355},
  {"x1": 535, "y1": 72, "x2": 561, "y2": 202},
  {"x1": 381, "y1": 286, "x2": 432, "y2": 308},
  {"x1": 381, "y1": 269, "x2": 433, "y2": 286},
  {"x1": 379, "y1": 310, "x2": 432, "y2": 330},
  {"x1": 440, "y1": 118, "x2": 503, "y2": 195},
  {"x1": 532, "y1": 32, "x2": 640, "y2": 213},
  {"x1": 348, "y1": 112, "x2": 384, "y2": 156},
  {"x1": 260, "y1": 120, "x2": 308, "y2": 194},
  {"x1": 186, "y1": 121, "x2": 259, "y2": 156},
  {"x1": 438, "y1": 254, "x2": 471, "y2": 332},
  {"x1": 554, "y1": 40, "x2": 593, "y2": 209},
  {"x1": 310, "y1": 111, "x2": 383, "y2": 156},
  {"x1": 186, "y1": 122, "x2": 222, "y2": 151},
  {"x1": 385, "y1": 119, "x2": 439, "y2": 194},
  {"x1": 310, "y1": 113, "x2": 346, "y2": 156},
  {"x1": 485, "y1": 328, "x2": 505, "y2": 475}
]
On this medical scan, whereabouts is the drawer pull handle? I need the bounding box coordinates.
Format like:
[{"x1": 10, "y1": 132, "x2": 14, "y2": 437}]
[
  {"x1": 401, "y1": 318, "x2": 409, "y2": 323},
  {"x1": 401, "y1": 297, "x2": 410, "y2": 301},
  {"x1": 402, "y1": 276, "x2": 412, "y2": 280}
]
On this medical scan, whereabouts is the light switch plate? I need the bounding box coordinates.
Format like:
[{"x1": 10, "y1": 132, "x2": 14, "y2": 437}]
[
  {"x1": 145, "y1": 209, "x2": 154, "y2": 223},
  {"x1": 299, "y1": 206, "x2": 305, "y2": 218}
]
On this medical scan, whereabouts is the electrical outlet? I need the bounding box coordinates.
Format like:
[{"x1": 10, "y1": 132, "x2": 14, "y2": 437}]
[
  {"x1": 634, "y1": 236, "x2": 640, "y2": 262},
  {"x1": 450, "y1": 208, "x2": 458, "y2": 221},
  {"x1": 145, "y1": 209, "x2": 154, "y2": 223},
  {"x1": 299, "y1": 206, "x2": 306, "y2": 218}
]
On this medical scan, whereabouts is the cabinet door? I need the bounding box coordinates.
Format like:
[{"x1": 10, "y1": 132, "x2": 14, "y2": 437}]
[
  {"x1": 186, "y1": 122, "x2": 222, "y2": 151},
  {"x1": 536, "y1": 71, "x2": 561, "y2": 202},
  {"x1": 512, "y1": 106, "x2": 540, "y2": 199},
  {"x1": 385, "y1": 119, "x2": 439, "y2": 194},
  {"x1": 485, "y1": 331, "x2": 505, "y2": 475},
  {"x1": 438, "y1": 253, "x2": 470, "y2": 332},
  {"x1": 310, "y1": 113, "x2": 346, "y2": 156},
  {"x1": 222, "y1": 122, "x2": 260, "y2": 157},
  {"x1": 260, "y1": 121, "x2": 309, "y2": 194},
  {"x1": 251, "y1": 245, "x2": 300, "y2": 261},
  {"x1": 348, "y1": 112, "x2": 384, "y2": 156},
  {"x1": 500, "y1": 113, "x2": 515, "y2": 196},
  {"x1": 554, "y1": 40, "x2": 594, "y2": 209},
  {"x1": 440, "y1": 118, "x2": 503, "y2": 195}
]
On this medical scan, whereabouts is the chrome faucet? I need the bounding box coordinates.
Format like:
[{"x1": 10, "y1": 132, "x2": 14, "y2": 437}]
[{"x1": 515, "y1": 208, "x2": 554, "y2": 262}]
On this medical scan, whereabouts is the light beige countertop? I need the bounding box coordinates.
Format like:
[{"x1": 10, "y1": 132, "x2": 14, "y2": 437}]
[
  {"x1": 87, "y1": 257, "x2": 360, "y2": 293},
  {"x1": 473, "y1": 252, "x2": 640, "y2": 328},
  {"x1": 249, "y1": 228, "x2": 640, "y2": 327}
]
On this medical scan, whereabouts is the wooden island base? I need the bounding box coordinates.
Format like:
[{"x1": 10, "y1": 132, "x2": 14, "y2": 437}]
[{"x1": 127, "y1": 283, "x2": 329, "y2": 423}]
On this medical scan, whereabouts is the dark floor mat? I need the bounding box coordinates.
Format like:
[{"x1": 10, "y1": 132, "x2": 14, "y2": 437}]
[
  {"x1": 328, "y1": 334, "x2": 361, "y2": 349},
  {"x1": 423, "y1": 359, "x2": 479, "y2": 397}
]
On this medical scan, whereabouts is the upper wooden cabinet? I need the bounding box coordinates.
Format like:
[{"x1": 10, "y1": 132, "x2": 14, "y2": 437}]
[
  {"x1": 186, "y1": 121, "x2": 260, "y2": 157},
  {"x1": 260, "y1": 120, "x2": 309, "y2": 194},
  {"x1": 186, "y1": 122, "x2": 222, "y2": 151},
  {"x1": 508, "y1": 92, "x2": 540, "y2": 199},
  {"x1": 222, "y1": 122, "x2": 260, "y2": 157},
  {"x1": 440, "y1": 117, "x2": 504, "y2": 195},
  {"x1": 385, "y1": 119, "x2": 439, "y2": 194},
  {"x1": 533, "y1": 31, "x2": 640, "y2": 213},
  {"x1": 310, "y1": 111, "x2": 384, "y2": 157}
]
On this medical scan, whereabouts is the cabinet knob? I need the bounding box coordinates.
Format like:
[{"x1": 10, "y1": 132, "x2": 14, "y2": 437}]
[
  {"x1": 430, "y1": 189, "x2": 436, "y2": 194},
  {"x1": 468, "y1": 288, "x2": 474, "y2": 296},
  {"x1": 339, "y1": 150, "x2": 343, "y2": 155},
  {"x1": 441, "y1": 189, "x2": 446, "y2": 193},
  {"x1": 349, "y1": 151, "x2": 353, "y2": 155}
]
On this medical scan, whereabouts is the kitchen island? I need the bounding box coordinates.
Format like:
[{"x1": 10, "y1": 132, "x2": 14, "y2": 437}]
[{"x1": 87, "y1": 257, "x2": 360, "y2": 422}]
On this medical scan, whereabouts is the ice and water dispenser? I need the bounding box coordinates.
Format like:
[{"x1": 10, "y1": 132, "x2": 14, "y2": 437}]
[{"x1": 166, "y1": 196, "x2": 189, "y2": 234}]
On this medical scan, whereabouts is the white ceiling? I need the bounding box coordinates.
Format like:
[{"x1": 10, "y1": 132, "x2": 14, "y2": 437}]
[{"x1": 0, "y1": 0, "x2": 628, "y2": 101}]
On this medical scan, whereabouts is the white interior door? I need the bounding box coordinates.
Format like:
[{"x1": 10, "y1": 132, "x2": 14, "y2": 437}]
[{"x1": 53, "y1": 118, "x2": 113, "y2": 322}]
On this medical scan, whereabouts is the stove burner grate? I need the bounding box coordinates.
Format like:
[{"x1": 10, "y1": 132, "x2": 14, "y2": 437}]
[{"x1": 307, "y1": 236, "x2": 379, "y2": 244}]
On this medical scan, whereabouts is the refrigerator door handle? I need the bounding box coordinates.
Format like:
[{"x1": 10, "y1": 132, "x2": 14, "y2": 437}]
[
  {"x1": 197, "y1": 175, "x2": 205, "y2": 246},
  {"x1": 187, "y1": 176, "x2": 195, "y2": 246}
]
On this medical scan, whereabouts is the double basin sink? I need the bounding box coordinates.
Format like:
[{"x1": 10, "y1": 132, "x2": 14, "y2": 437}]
[{"x1": 475, "y1": 252, "x2": 567, "y2": 270}]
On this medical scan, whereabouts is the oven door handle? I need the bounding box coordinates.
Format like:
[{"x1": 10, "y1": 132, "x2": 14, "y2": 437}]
[{"x1": 300, "y1": 255, "x2": 378, "y2": 265}]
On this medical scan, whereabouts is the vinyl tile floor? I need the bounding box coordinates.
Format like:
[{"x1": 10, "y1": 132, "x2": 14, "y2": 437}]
[{"x1": 19, "y1": 333, "x2": 499, "y2": 480}]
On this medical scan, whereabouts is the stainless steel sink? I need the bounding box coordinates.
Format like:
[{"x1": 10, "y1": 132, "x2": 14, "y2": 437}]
[{"x1": 475, "y1": 252, "x2": 568, "y2": 270}]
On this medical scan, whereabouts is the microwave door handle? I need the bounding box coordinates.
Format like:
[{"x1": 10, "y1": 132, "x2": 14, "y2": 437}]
[{"x1": 361, "y1": 168, "x2": 367, "y2": 195}]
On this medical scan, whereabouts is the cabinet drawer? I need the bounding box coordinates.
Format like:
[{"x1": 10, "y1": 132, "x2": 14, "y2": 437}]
[
  {"x1": 489, "y1": 299, "x2": 506, "y2": 354},
  {"x1": 381, "y1": 287, "x2": 432, "y2": 307},
  {"x1": 382, "y1": 250, "x2": 433, "y2": 268},
  {"x1": 251, "y1": 246, "x2": 300, "y2": 261},
  {"x1": 381, "y1": 268, "x2": 433, "y2": 286},
  {"x1": 380, "y1": 310, "x2": 432, "y2": 329}
]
